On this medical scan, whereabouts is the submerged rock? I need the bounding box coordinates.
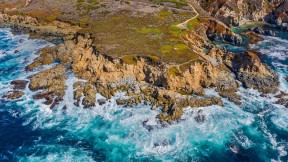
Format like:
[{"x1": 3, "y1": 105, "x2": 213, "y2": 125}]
[{"x1": 276, "y1": 98, "x2": 288, "y2": 108}]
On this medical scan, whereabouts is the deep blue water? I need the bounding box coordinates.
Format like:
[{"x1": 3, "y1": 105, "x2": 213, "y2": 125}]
[{"x1": 0, "y1": 28, "x2": 287, "y2": 161}]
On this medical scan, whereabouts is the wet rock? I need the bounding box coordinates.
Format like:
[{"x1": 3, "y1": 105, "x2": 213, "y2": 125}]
[
  {"x1": 29, "y1": 65, "x2": 66, "y2": 108},
  {"x1": 275, "y1": 91, "x2": 288, "y2": 98},
  {"x1": 219, "y1": 91, "x2": 242, "y2": 105},
  {"x1": 276, "y1": 98, "x2": 288, "y2": 108},
  {"x1": 25, "y1": 46, "x2": 57, "y2": 71},
  {"x1": 230, "y1": 144, "x2": 239, "y2": 154},
  {"x1": 97, "y1": 99, "x2": 106, "y2": 105},
  {"x1": 251, "y1": 27, "x2": 275, "y2": 36},
  {"x1": 157, "y1": 96, "x2": 223, "y2": 123},
  {"x1": 73, "y1": 82, "x2": 97, "y2": 108},
  {"x1": 194, "y1": 110, "x2": 206, "y2": 123},
  {"x1": 2, "y1": 90, "x2": 24, "y2": 99},
  {"x1": 116, "y1": 95, "x2": 144, "y2": 106},
  {"x1": 10, "y1": 80, "x2": 28, "y2": 90},
  {"x1": 14, "y1": 50, "x2": 19, "y2": 54},
  {"x1": 142, "y1": 120, "x2": 154, "y2": 131},
  {"x1": 224, "y1": 51, "x2": 279, "y2": 93},
  {"x1": 19, "y1": 39, "x2": 25, "y2": 43},
  {"x1": 242, "y1": 31, "x2": 264, "y2": 44}
]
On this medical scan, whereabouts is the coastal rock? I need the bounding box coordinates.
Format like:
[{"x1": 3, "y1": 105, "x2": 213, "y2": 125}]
[
  {"x1": 73, "y1": 82, "x2": 97, "y2": 108},
  {"x1": 26, "y1": 46, "x2": 57, "y2": 71},
  {"x1": 2, "y1": 90, "x2": 24, "y2": 99},
  {"x1": 204, "y1": 19, "x2": 242, "y2": 45},
  {"x1": 10, "y1": 80, "x2": 28, "y2": 90},
  {"x1": 29, "y1": 65, "x2": 67, "y2": 109},
  {"x1": 276, "y1": 98, "x2": 288, "y2": 108},
  {"x1": 218, "y1": 91, "x2": 242, "y2": 105},
  {"x1": 0, "y1": 10, "x2": 282, "y2": 123},
  {"x1": 251, "y1": 27, "x2": 275, "y2": 36},
  {"x1": 194, "y1": 110, "x2": 206, "y2": 123},
  {"x1": 242, "y1": 31, "x2": 264, "y2": 44},
  {"x1": 157, "y1": 96, "x2": 223, "y2": 123},
  {"x1": 224, "y1": 51, "x2": 279, "y2": 93}
]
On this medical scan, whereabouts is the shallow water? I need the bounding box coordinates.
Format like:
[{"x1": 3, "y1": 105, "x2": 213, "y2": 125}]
[{"x1": 0, "y1": 28, "x2": 287, "y2": 161}]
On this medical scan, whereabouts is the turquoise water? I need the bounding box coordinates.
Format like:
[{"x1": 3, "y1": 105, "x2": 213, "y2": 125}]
[{"x1": 0, "y1": 28, "x2": 287, "y2": 161}]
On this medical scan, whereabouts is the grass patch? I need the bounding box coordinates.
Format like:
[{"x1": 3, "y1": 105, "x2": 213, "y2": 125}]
[
  {"x1": 137, "y1": 27, "x2": 161, "y2": 34},
  {"x1": 168, "y1": 66, "x2": 181, "y2": 77},
  {"x1": 187, "y1": 16, "x2": 201, "y2": 30},
  {"x1": 121, "y1": 55, "x2": 138, "y2": 65}
]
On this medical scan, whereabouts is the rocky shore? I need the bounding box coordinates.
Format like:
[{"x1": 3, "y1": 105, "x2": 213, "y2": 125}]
[{"x1": 0, "y1": 12, "x2": 285, "y2": 124}]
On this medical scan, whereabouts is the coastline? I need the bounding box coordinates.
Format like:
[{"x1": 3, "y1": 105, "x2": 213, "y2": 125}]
[{"x1": 0, "y1": 12, "x2": 285, "y2": 124}]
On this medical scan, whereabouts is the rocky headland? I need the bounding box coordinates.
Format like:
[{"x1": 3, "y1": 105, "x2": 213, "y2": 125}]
[{"x1": 0, "y1": 0, "x2": 286, "y2": 124}]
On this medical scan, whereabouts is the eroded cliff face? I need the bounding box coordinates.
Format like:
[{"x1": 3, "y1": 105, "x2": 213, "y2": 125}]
[
  {"x1": 22, "y1": 30, "x2": 278, "y2": 123},
  {"x1": 195, "y1": 0, "x2": 288, "y2": 29},
  {"x1": 0, "y1": 13, "x2": 281, "y2": 123}
]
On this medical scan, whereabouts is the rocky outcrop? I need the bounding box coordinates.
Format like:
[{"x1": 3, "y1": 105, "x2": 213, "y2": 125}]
[
  {"x1": 2, "y1": 80, "x2": 28, "y2": 99},
  {"x1": 196, "y1": 0, "x2": 288, "y2": 29},
  {"x1": 2, "y1": 90, "x2": 24, "y2": 99},
  {"x1": 224, "y1": 51, "x2": 279, "y2": 93},
  {"x1": 0, "y1": 13, "x2": 80, "y2": 41},
  {"x1": 250, "y1": 27, "x2": 275, "y2": 36},
  {"x1": 0, "y1": 12, "x2": 282, "y2": 123},
  {"x1": 10, "y1": 80, "x2": 28, "y2": 90},
  {"x1": 203, "y1": 19, "x2": 242, "y2": 44},
  {"x1": 29, "y1": 65, "x2": 67, "y2": 109},
  {"x1": 73, "y1": 82, "x2": 97, "y2": 108}
]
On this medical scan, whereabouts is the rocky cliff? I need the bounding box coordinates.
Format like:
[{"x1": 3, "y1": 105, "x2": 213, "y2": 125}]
[
  {"x1": 195, "y1": 0, "x2": 288, "y2": 30},
  {"x1": 0, "y1": 0, "x2": 285, "y2": 124}
]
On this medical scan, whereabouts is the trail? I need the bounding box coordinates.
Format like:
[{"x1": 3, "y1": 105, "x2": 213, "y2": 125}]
[{"x1": 176, "y1": 3, "x2": 199, "y2": 29}]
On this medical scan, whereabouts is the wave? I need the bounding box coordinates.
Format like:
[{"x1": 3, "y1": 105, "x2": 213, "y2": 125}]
[{"x1": 0, "y1": 28, "x2": 288, "y2": 161}]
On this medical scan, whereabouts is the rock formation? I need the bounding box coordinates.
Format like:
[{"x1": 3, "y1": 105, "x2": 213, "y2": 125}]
[{"x1": 0, "y1": 0, "x2": 285, "y2": 123}]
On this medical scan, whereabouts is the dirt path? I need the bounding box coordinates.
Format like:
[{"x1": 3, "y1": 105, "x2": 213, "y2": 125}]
[{"x1": 176, "y1": 3, "x2": 199, "y2": 29}]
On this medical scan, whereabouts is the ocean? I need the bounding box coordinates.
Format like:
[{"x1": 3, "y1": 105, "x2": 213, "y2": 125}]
[{"x1": 0, "y1": 27, "x2": 287, "y2": 161}]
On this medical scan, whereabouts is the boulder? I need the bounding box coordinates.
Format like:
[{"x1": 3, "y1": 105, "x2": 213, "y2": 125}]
[
  {"x1": 10, "y1": 80, "x2": 28, "y2": 90},
  {"x1": 2, "y1": 90, "x2": 24, "y2": 99}
]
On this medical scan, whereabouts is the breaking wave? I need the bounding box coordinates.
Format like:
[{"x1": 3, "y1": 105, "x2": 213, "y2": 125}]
[{"x1": 0, "y1": 28, "x2": 287, "y2": 161}]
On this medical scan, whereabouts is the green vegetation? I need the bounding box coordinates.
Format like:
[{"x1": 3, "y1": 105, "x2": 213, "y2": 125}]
[
  {"x1": 168, "y1": 66, "x2": 181, "y2": 77},
  {"x1": 79, "y1": 8, "x2": 199, "y2": 64},
  {"x1": 150, "y1": 0, "x2": 188, "y2": 8},
  {"x1": 121, "y1": 55, "x2": 138, "y2": 65},
  {"x1": 5, "y1": 0, "x2": 201, "y2": 64},
  {"x1": 187, "y1": 15, "x2": 201, "y2": 30}
]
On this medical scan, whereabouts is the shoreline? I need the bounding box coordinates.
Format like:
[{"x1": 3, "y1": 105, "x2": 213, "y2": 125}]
[{"x1": 0, "y1": 12, "x2": 286, "y2": 124}]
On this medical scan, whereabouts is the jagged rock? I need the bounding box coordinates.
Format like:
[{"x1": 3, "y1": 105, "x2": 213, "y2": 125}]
[
  {"x1": 97, "y1": 99, "x2": 106, "y2": 105},
  {"x1": 26, "y1": 46, "x2": 57, "y2": 71},
  {"x1": 205, "y1": 20, "x2": 242, "y2": 45},
  {"x1": 10, "y1": 80, "x2": 28, "y2": 90},
  {"x1": 194, "y1": 110, "x2": 206, "y2": 123},
  {"x1": 2, "y1": 90, "x2": 24, "y2": 99},
  {"x1": 29, "y1": 65, "x2": 66, "y2": 109},
  {"x1": 276, "y1": 98, "x2": 288, "y2": 108},
  {"x1": 251, "y1": 27, "x2": 275, "y2": 36},
  {"x1": 0, "y1": 11, "x2": 282, "y2": 123},
  {"x1": 73, "y1": 82, "x2": 97, "y2": 108},
  {"x1": 224, "y1": 51, "x2": 279, "y2": 93},
  {"x1": 157, "y1": 96, "x2": 223, "y2": 123},
  {"x1": 242, "y1": 31, "x2": 264, "y2": 44},
  {"x1": 218, "y1": 91, "x2": 242, "y2": 105},
  {"x1": 275, "y1": 92, "x2": 288, "y2": 98}
]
